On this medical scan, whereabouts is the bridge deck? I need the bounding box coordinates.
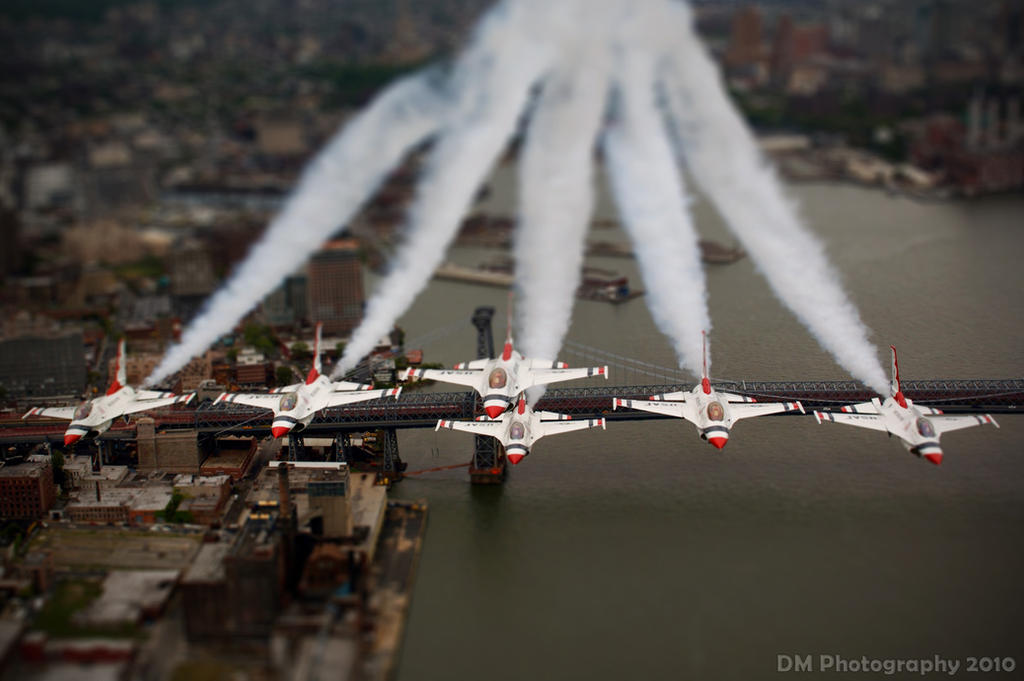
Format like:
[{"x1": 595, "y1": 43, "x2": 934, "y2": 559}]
[{"x1": 3, "y1": 379, "x2": 1021, "y2": 445}]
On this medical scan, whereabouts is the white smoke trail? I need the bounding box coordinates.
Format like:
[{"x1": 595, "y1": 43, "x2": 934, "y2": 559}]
[
  {"x1": 333, "y1": 0, "x2": 555, "y2": 376},
  {"x1": 603, "y1": 49, "x2": 709, "y2": 378},
  {"x1": 146, "y1": 68, "x2": 448, "y2": 385},
  {"x1": 514, "y1": 50, "x2": 609, "y2": 372},
  {"x1": 657, "y1": 1, "x2": 888, "y2": 393}
]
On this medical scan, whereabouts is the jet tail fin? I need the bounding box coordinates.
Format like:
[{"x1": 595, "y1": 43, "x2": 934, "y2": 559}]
[
  {"x1": 107, "y1": 339, "x2": 126, "y2": 395},
  {"x1": 307, "y1": 322, "x2": 323, "y2": 384},
  {"x1": 700, "y1": 330, "x2": 711, "y2": 395},
  {"x1": 889, "y1": 345, "x2": 907, "y2": 408},
  {"x1": 502, "y1": 291, "x2": 514, "y2": 361}
]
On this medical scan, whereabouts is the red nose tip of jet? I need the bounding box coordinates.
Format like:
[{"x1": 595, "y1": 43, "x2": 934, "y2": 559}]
[
  {"x1": 507, "y1": 453, "x2": 525, "y2": 465},
  {"x1": 484, "y1": 405, "x2": 505, "y2": 419},
  {"x1": 708, "y1": 436, "x2": 727, "y2": 450},
  {"x1": 271, "y1": 426, "x2": 291, "y2": 439},
  {"x1": 64, "y1": 433, "x2": 82, "y2": 446},
  {"x1": 923, "y1": 453, "x2": 943, "y2": 466}
]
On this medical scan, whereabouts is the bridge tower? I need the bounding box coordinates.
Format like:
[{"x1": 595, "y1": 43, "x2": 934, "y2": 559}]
[
  {"x1": 472, "y1": 306, "x2": 495, "y2": 360},
  {"x1": 377, "y1": 428, "x2": 405, "y2": 485},
  {"x1": 468, "y1": 305, "x2": 507, "y2": 484},
  {"x1": 286, "y1": 432, "x2": 305, "y2": 462},
  {"x1": 331, "y1": 432, "x2": 352, "y2": 463}
]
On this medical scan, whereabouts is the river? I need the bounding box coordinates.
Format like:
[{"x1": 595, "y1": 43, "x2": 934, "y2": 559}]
[{"x1": 382, "y1": 170, "x2": 1024, "y2": 680}]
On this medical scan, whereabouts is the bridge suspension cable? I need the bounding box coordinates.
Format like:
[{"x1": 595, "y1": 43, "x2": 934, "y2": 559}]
[{"x1": 562, "y1": 339, "x2": 689, "y2": 384}]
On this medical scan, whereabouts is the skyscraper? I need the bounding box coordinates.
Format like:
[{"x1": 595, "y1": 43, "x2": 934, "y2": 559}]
[{"x1": 307, "y1": 239, "x2": 364, "y2": 336}]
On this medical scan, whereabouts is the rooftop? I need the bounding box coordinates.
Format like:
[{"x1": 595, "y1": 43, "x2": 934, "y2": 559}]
[
  {"x1": 66, "y1": 488, "x2": 135, "y2": 509},
  {"x1": 75, "y1": 569, "x2": 179, "y2": 626},
  {"x1": 181, "y1": 542, "x2": 231, "y2": 584},
  {"x1": 0, "y1": 461, "x2": 49, "y2": 479},
  {"x1": 173, "y1": 473, "x2": 230, "y2": 488},
  {"x1": 127, "y1": 487, "x2": 174, "y2": 511}
]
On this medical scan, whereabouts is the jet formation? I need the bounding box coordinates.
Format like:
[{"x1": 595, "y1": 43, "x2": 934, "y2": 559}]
[{"x1": 23, "y1": 331, "x2": 1002, "y2": 467}]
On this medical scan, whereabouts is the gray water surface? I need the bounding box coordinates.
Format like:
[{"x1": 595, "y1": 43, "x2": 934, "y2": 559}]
[{"x1": 388, "y1": 180, "x2": 1024, "y2": 681}]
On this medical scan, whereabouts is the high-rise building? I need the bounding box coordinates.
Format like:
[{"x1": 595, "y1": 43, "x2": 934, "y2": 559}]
[
  {"x1": 307, "y1": 239, "x2": 364, "y2": 336},
  {"x1": 726, "y1": 5, "x2": 763, "y2": 69},
  {"x1": 262, "y1": 274, "x2": 308, "y2": 328},
  {"x1": 0, "y1": 333, "x2": 86, "y2": 400},
  {"x1": 170, "y1": 241, "x2": 217, "y2": 298}
]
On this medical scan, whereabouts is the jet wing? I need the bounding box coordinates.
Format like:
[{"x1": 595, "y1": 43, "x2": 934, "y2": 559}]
[
  {"x1": 323, "y1": 387, "x2": 401, "y2": 408},
  {"x1": 526, "y1": 358, "x2": 569, "y2": 369},
  {"x1": 435, "y1": 419, "x2": 505, "y2": 437},
  {"x1": 270, "y1": 383, "x2": 302, "y2": 394},
  {"x1": 730, "y1": 401, "x2": 804, "y2": 422},
  {"x1": 717, "y1": 391, "x2": 758, "y2": 404},
  {"x1": 122, "y1": 392, "x2": 195, "y2": 415},
  {"x1": 649, "y1": 391, "x2": 690, "y2": 401},
  {"x1": 407, "y1": 368, "x2": 482, "y2": 388},
  {"x1": 453, "y1": 359, "x2": 490, "y2": 370},
  {"x1": 813, "y1": 410, "x2": 889, "y2": 432},
  {"x1": 216, "y1": 393, "x2": 281, "y2": 411},
  {"x1": 535, "y1": 411, "x2": 574, "y2": 421},
  {"x1": 23, "y1": 406, "x2": 77, "y2": 421},
  {"x1": 135, "y1": 389, "x2": 180, "y2": 400},
  {"x1": 932, "y1": 414, "x2": 999, "y2": 435},
  {"x1": 536, "y1": 417, "x2": 606, "y2": 438},
  {"x1": 525, "y1": 365, "x2": 607, "y2": 388},
  {"x1": 613, "y1": 397, "x2": 693, "y2": 421},
  {"x1": 838, "y1": 401, "x2": 881, "y2": 415},
  {"x1": 330, "y1": 381, "x2": 373, "y2": 392}
]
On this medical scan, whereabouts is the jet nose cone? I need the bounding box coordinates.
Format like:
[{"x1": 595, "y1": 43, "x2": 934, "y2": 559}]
[
  {"x1": 271, "y1": 426, "x2": 292, "y2": 439},
  {"x1": 708, "y1": 436, "x2": 728, "y2": 450},
  {"x1": 507, "y1": 453, "x2": 525, "y2": 465},
  {"x1": 484, "y1": 405, "x2": 505, "y2": 419},
  {"x1": 64, "y1": 433, "x2": 82, "y2": 446},
  {"x1": 923, "y1": 452, "x2": 943, "y2": 466}
]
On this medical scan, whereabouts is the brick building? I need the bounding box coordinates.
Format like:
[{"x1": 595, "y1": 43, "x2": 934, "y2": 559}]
[
  {"x1": 201, "y1": 437, "x2": 258, "y2": 480},
  {"x1": 65, "y1": 490, "x2": 132, "y2": 524},
  {"x1": 180, "y1": 510, "x2": 287, "y2": 641},
  {"x1": 307, "y1": 239, "x2": 364, "y2": 336},
  {"x1": 136, "y1": 418, "x2": 202, "y2": 473},
  {"x1": 108, "y1": 352, "x2": 160, "y2": 388},
  {"x1": 0, "y1": 461, "x2": 57, "y2": 519}
]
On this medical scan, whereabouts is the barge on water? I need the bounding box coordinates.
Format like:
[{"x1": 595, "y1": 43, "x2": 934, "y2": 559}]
[{"x1": 433, "y1": 260, "x2": 644, "y2": 304}]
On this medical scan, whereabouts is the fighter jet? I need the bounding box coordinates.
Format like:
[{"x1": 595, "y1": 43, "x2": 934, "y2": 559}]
[
  {"x1": 611, "y1": 332, "x2": 803, "y2": 449},
  {"x1": 405, "y1": 315, "x2": 607, "y2": 418},
  {"x1": 436, "y1": 396, "x2": 606, "y2": 465},
  {"x1": 23, "y1": 339, "x2": 195, "y2": 446},
  {"x1": 813, "y1": 346, "x2": 999, "y2": 465},
  {"x1": 215, "y1": 322, "x2": 401, "y2": 438}
]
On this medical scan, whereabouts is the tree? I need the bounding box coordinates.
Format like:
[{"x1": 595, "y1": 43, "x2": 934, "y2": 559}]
[
  {"x1": 50, "y1": 451, "x2": 65, "y2": 490},
  {"x1": 276, "y1": 365, "x2": 296, "y2": 387},
  {"x1": 243, "y1": 324, "x2": 278, "y2": 356},
  {"x1": 290, "y1": 341, "x2": 311, "y2": 362},
  {"x1": 158, "y1": 491, "x2": 193, "y2": 523}
]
